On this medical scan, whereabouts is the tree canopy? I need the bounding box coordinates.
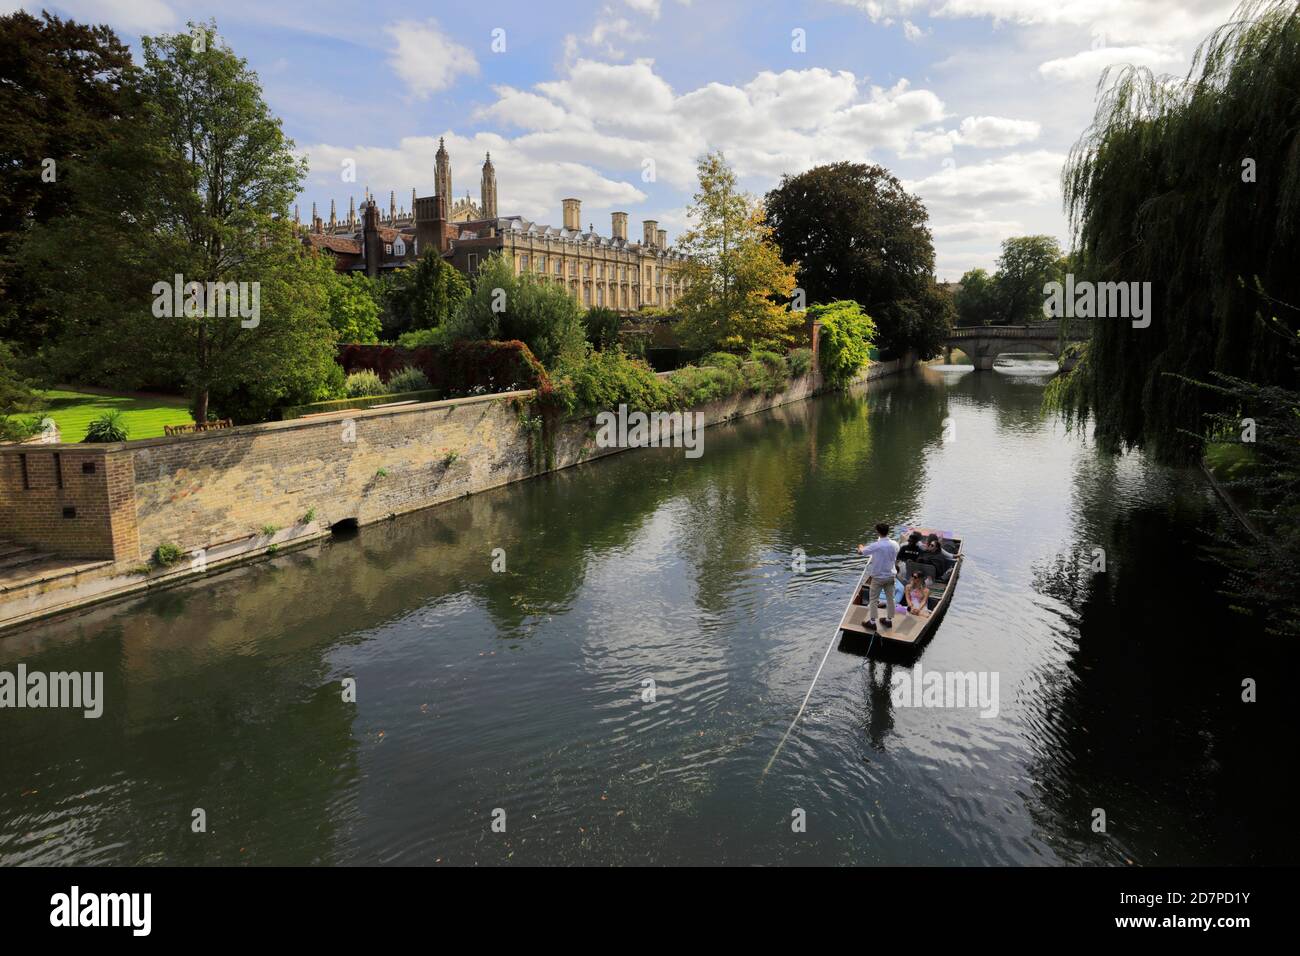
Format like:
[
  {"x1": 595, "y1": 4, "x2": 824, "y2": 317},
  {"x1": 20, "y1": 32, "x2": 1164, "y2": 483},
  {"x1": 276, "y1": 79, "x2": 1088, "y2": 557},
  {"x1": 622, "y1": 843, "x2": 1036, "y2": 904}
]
[
  {"x1": 1048, "y1": 0, "x2": 1299, "y2": 462},
  {"x1": 384, "y1": 249, "x2": 470, "y2": 337},
  {"x1": 764, "y1": 161, "x2": 947, "y2": 359},
  {"x1": 675, "y1": 151, "x2": 800, "y2": 353},
  {"x1": 18, "y1": 20, "x2": 338, "y2": 423},
  {"x1": 0, "y1": 11, "x2": 136, "y2": 349}
]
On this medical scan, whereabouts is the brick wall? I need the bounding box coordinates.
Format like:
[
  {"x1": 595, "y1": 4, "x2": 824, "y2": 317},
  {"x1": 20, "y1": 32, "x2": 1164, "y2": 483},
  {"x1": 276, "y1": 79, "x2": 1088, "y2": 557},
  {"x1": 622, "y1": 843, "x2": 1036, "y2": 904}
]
[{"x1": 0, "y1": 446, "x2": 137, "y2": 559}]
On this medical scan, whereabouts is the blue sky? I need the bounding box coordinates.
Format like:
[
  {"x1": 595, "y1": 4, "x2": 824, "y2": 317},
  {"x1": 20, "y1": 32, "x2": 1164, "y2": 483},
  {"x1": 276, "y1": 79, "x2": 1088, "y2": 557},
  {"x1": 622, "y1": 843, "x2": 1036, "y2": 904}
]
[{"x1": 21, "y1": 0, "x2": 1241, "y2": 279}]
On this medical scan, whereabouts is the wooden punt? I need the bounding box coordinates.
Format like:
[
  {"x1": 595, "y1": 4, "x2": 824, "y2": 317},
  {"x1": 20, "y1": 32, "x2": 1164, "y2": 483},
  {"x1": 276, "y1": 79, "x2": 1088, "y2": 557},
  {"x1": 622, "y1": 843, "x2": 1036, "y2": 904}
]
[{"x1": 838, "y1": 527, "x2": 964, "y2": 654}]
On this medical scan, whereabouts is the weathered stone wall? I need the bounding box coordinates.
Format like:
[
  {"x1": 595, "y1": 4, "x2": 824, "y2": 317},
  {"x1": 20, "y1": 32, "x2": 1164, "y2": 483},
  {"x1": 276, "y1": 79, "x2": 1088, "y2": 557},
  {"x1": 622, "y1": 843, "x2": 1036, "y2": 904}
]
[
  {"x1": 126, "y1": 369, "x2": 833, "y2": 561},
  {"x1": 1, "y1": 354, "x2": 916, "y2": 629}
]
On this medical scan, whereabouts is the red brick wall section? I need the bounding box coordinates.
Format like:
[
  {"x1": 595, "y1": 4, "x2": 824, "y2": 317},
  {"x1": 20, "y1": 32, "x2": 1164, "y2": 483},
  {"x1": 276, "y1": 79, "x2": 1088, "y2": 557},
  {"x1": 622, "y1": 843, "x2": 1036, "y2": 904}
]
[{"x1": 0, "y1": 447, "x2": 137, "y2": 560}]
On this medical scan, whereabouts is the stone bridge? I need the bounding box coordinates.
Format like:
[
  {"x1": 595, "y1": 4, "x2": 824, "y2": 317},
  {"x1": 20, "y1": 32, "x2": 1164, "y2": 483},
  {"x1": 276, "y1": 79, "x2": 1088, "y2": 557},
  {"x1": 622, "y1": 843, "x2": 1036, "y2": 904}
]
[{"x1": 942, "y1": 321, "x2": 1090, "y2": 370}]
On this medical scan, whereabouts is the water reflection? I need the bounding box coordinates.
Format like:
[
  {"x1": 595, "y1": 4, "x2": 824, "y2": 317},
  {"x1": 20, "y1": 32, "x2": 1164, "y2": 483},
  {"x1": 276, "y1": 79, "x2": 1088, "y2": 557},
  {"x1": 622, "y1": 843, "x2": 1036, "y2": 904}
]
[{"x1": 0, "y1": 369, "x2": 1291, "y2": 865}]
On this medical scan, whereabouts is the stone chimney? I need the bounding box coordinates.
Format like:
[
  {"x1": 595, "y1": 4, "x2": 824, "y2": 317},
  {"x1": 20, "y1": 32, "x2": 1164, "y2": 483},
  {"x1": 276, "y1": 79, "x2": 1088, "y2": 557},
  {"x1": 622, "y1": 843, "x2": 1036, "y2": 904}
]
[
  {"x1": 642, "y1": 219, "x2": 658, "y2": 247},
  {"x1": 657, "y1": 228, "x2": 667, "y2": 248},
  {"x1": 611, "y1": 211, "x2": 628, "y2": 240},
  {"x1": 562, "y1": 198, "x2": 581, "y2": 231},
  {"x1": 363, "y1": 199, "x2": 383, "y2": 279}
]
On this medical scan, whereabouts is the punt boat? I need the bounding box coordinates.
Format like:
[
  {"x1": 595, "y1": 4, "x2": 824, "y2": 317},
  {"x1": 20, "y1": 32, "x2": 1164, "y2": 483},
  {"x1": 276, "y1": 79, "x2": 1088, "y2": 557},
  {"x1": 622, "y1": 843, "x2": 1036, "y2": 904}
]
[{"x1": 837, "y1": 527, "x2": 964, "y2": 656}]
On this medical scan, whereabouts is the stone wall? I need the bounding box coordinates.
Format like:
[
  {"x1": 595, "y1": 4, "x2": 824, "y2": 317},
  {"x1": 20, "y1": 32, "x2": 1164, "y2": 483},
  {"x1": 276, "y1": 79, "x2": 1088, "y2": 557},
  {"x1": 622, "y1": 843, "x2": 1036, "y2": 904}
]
[{"x1": 0, "y1": 354, "x2": 916, "y2": 629}]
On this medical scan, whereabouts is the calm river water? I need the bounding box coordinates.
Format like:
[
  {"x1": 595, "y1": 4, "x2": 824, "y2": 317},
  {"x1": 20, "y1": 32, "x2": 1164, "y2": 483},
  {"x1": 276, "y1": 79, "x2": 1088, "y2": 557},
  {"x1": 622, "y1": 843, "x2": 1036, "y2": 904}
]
[{"x1": 0, "y1": 366, "x2": 1291, "y2": 865}]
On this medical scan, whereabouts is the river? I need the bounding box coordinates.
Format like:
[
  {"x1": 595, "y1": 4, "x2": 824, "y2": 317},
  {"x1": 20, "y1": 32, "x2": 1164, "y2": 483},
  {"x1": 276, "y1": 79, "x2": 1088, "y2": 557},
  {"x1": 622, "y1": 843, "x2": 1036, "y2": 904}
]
[{"x1": 0, "y1": 365, "x2": 1290, "y2": 865}]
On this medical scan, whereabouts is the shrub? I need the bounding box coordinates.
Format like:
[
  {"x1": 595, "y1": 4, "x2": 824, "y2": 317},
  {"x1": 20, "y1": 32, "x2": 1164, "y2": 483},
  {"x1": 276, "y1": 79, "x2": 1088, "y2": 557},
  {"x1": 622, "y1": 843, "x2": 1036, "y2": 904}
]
[
  {"x1": 396, "y1": 326, "x2": 452, "y2": 349},
  {"x1": 745, "y1": 350, "x2": 788, "y2": 394},
  {"x1": 344, "y1": 369, "x2": 385, "y2": 398},
  {"x1": 668, "y1": 365, "x2": 741, "y2": 406},
  {"x1": 701, "y1": 352, "x2": 743, "y2": 371},
  {"x1": 548, "y1": 347, "x2": 679, "y2": 415},
  {"x1": 83, "y1": 410, "x2": 128, "y2": 443},
  {"x1": 445, "y1": 254, "x2": 587, "y2": 368},
  {"x1": 153, "y1": 541, "x2": 183, "y2": 567},
  {"x1": 387, "y1": 366, "x2": 431, "y2": 393},
  {"x1": 787, "y1": 347, "x2": 813, "y2": 377},
  {"x1": 811, "y1": 300, "x2": 877, "y2": 387},
  {"x1": 0, "y1": 414, "x2": 43, "y2": 443}
]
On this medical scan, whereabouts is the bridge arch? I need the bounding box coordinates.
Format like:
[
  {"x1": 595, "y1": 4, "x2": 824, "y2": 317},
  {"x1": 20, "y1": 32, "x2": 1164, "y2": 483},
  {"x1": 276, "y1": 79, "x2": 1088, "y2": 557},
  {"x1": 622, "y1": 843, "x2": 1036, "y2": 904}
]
[{"x1": 942, "y1": 322, "x2": 1088, "y2": 371}]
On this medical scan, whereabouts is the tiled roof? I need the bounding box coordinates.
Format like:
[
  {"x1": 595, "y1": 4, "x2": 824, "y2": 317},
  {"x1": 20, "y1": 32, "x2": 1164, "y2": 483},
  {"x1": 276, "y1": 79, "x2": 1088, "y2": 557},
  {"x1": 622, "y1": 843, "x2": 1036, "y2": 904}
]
[{"x1": 306, "y1": 234, "x2": 361, "y2": 254}]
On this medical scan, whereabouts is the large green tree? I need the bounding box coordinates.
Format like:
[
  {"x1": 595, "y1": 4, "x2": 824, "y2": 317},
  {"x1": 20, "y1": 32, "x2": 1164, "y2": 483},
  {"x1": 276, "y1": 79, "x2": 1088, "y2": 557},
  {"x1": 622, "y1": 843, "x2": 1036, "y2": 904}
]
[
  {"x1": 675, "y1": 151, "x2": 800, "y2": 353},
  {"x1": 993, "y1": 235, "x2": 1066, "y2": 325},
  {"x1": 954, "y1": 268, "x2": 999, "y2": 327},
  {"x1": 445, "y1": 253, "x2": 586, "y2": 368},
  {"x1": 764, "y1": 161, "x2": 946, "y2": 358},
  {"x1": 0, "y1": 11, "x2": 136, "y2": 349},
  {"x1": 20, "y1": 20, "x2": 339, "y2": 423},
  {"x1": 325, "y1": 272, "x2": 383, "y2": 344},
  {"x1": 384, "y1": 249, "x2": 470, "y2": 337}
]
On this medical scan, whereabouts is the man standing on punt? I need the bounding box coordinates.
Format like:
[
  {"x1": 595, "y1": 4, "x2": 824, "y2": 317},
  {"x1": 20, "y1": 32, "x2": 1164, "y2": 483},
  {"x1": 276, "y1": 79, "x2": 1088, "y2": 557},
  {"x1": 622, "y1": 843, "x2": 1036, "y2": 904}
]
[{"x1": 857, "y1": 522, "x2": 900, "y2": 631}]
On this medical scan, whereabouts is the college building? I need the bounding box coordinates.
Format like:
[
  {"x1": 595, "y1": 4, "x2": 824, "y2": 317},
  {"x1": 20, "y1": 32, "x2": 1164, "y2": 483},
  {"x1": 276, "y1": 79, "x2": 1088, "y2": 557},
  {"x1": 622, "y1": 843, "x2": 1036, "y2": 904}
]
[{"x1": 299, "y1": 138, "x2": 689, "y2": 314}]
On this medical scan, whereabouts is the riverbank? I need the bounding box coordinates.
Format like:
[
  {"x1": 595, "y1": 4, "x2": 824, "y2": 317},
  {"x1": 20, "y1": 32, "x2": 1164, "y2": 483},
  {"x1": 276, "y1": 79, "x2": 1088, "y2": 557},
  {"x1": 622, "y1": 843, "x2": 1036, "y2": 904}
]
[{"x1": 0, "y1": 355, "x2": 917, "y2": 632}]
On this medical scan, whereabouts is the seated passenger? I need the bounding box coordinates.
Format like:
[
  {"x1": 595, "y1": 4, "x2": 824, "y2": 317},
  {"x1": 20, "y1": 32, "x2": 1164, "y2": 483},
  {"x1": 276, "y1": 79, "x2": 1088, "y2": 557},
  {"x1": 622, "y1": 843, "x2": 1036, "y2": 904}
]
[
  {"x1": 923, "y1": 534, "x2": 954, "y2": 580},
  {"x1": 905, "y1": 572, "x2": 930, "y2": 617},
  {"x1": 898, "y1": 531, "x2": 925, "y2": 566}
]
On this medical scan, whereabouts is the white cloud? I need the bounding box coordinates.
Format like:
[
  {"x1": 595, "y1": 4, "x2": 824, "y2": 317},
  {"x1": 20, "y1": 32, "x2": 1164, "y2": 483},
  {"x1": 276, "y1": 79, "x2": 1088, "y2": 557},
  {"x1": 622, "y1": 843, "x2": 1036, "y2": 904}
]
[
  {"x1": 623, "y1": 0, "x2": 661, "y2": 17},
  {"x1": 564, "y1": 7, "x2": 646, "y2": 60},
  {"x1": 931, "y1": 218, "x2": 1024, "y2": 242},
  {"x1": 956, "y1": 115, "x2": 1040, "y2": 147},
  {"x1": 830, "y1": 0, "x2": 1238, "y2": 47},
  {"x1": 1038, "y1": 45, "x2": 1182, "y2": 83},
  {"x1": 384, "y1": 19, "x2": 478, "y2": 98},
  {"x1": 905, "y1": 150, "x2": 1066, "y2": 208}
]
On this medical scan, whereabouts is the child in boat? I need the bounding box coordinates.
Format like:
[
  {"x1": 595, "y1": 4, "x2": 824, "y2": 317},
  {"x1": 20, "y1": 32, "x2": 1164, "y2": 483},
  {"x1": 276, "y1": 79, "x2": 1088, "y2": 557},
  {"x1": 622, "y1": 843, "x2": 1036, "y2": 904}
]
[{"x1": 905, "y1": 572, "x2": 930, "y2": 617}]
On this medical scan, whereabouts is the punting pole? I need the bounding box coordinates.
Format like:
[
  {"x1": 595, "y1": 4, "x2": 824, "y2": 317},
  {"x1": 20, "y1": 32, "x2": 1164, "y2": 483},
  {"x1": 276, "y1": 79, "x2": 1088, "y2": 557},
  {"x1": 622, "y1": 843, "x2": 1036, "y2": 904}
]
[{"x1": 761, "y1": 623, "x2": 843, "y2": 778}]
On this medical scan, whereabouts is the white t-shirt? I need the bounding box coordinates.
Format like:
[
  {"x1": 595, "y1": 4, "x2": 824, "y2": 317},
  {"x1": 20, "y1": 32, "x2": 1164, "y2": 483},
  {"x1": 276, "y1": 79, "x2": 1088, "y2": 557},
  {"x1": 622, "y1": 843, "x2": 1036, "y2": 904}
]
[{"x1": 862, "y1": 537, "x2": 900, "y2": 578}]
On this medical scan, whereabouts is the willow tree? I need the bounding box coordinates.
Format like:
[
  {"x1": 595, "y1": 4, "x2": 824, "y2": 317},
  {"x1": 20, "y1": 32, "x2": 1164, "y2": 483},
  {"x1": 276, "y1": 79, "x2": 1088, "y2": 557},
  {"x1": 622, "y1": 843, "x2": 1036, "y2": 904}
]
[{"x1": 1048, "y1": 0, "x2": 1300, "y2": 462}]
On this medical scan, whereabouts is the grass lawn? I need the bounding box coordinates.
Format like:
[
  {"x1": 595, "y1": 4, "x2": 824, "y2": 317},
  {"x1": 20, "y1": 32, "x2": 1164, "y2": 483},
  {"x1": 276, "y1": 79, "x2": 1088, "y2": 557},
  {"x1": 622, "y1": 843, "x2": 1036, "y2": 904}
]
[{"x1": 37, "y1": 389, "x2": 194, "y2": 443}]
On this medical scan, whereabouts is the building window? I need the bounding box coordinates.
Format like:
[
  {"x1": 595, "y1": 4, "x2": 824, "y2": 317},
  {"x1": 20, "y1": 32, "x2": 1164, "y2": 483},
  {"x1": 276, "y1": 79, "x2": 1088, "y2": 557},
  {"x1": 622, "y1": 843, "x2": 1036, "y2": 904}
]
[
  {"x1": 538, "y1": 255, "x2": 547, "y2": 273},
  {"x1": 520, "y1": 255, "x2": 529, "y2": 273},
  {"x1": 19, "y1": 453, "x2": 29, "y2": 490},
  {"x1": 468, "y1": 253, "x2": 479, "y2": 274},
  {"x1": 554, "y1": 258, "x2": 562, "y2": 275},
  {"x1": 583, "y1": 286, "x2": 591, "y2": 306},
  {"x1": 596, "y1": 286, "x2": 604, "y2": 306}
]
